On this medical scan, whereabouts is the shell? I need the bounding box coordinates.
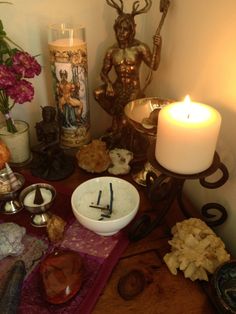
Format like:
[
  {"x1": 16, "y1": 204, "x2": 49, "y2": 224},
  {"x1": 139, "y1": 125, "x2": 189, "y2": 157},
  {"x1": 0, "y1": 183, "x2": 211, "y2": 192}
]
[
  {"x1": 108, "y1": 148, "x2": 133, "y2": 175},
  {"x1": 5, "y1": 162, "x2": 22, "y2": 191}
]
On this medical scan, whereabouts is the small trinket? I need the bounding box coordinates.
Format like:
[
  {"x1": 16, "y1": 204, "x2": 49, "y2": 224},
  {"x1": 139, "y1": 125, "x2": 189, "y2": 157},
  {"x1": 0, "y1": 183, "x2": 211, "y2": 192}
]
[
  {"x1": 117, "y1": 269, "x2": 146, "y2": 300},
  {"x1": 46, "y1": 214, "x2": 66, "y2": 243},
  {"x1": 108, "y1": 148, "x2": 133, "y2": 175},
  {"x1": 0, "y1": 260, "x2": 26, "y2": 314},
  {"x1": 0, "y1": 175, "x2": 11, "y2": 193},
  {"x1": 40, "y1": 249, "x2": 84, "y2": 304},
  {"x1": 76, "y1": 139, "x2": 111, "y2": 173},
  {"x1": 5, "y1": 163, "x2": 22, "y2": 191},
  {"x1": 33, "y1": 185, "x2": 44, "y2": 205}
]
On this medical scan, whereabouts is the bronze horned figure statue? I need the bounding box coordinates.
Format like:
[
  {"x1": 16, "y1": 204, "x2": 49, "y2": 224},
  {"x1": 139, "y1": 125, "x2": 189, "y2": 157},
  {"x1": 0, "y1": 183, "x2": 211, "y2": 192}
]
[{"x1": 94, "y1": 0, "x2": 170, "y2": 144}]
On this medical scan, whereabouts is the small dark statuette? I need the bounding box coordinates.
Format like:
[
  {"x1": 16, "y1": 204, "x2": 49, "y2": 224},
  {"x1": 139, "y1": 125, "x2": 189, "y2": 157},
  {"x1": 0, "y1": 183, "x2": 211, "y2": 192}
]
[
  {"x1": 94, "y1": 0, "x2": 170, "y2": 151},
  {"x1": 30, "y1": 106, "x2": 75, "y2": 181}
]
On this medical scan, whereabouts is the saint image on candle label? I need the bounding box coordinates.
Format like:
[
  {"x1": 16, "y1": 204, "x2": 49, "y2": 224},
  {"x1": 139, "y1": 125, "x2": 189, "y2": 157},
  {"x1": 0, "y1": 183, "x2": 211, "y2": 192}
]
[{"x1": 48, "y1": 35, "x2": 91, "y2": 148}]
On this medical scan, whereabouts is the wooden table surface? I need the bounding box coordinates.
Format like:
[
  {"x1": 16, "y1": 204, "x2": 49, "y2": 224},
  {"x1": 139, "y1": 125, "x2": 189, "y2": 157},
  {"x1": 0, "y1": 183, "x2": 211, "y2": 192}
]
[
  {"x1": 93, "y1": 194, "x2": 217, "y2": 314},
  {"x1": 17, "y1": 165, "x2": 217, "y2": 314}
]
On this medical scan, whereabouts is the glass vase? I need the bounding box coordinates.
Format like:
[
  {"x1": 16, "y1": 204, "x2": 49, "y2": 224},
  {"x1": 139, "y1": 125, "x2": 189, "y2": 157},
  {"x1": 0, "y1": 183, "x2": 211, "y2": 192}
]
[
  {"x1": 0, "y1": 120, "x2": 31, "y2": 165},
  {"x1": 48, "y1": 23, "x2": 91, "y2": 149}
]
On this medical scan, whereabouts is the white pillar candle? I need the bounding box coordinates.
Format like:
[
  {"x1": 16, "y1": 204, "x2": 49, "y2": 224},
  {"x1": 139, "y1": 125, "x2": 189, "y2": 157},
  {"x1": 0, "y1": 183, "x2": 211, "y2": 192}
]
[{"x1": 155, "y1": 96, "x2": 222, "y2": 174}]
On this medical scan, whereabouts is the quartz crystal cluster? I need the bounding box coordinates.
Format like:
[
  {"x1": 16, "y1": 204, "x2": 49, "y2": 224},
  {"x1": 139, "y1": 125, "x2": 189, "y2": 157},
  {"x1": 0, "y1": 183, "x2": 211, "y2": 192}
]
[
  {"x1": 164, "y1": 218, "x2": 230, "y2": 281},
  {"x1": 0, "y1": 223, "x2": 26, "y2": 260}
]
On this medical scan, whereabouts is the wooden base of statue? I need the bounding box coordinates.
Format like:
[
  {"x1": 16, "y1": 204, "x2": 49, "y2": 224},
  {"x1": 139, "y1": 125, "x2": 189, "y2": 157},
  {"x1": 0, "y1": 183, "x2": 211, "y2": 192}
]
[
  {"x1": 30, "y1": 145, "x2": 75, "y2": 181},
  {"x1": 100, "y1": 115, "x2": 149, "y2": 162}
]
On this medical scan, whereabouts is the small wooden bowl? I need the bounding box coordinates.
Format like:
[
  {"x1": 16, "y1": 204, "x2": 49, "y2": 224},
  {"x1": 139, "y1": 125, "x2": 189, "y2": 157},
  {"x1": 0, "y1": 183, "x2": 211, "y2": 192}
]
[{"x1": 211, "y1": 260, "x2": 236, "y2": 314}]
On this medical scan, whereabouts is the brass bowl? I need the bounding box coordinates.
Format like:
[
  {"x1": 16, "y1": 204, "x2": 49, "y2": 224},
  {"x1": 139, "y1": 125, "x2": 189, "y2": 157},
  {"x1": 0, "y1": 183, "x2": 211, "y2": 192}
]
[
  {"x1": 124, "y1": 97, "x2": 174, "y2": 137},
  {"x1": 19, "y1": 183, "x2": 56, "y2": 227},
  {"x1": 124, "y1": 97, "x2": 174, "y2": 186}
]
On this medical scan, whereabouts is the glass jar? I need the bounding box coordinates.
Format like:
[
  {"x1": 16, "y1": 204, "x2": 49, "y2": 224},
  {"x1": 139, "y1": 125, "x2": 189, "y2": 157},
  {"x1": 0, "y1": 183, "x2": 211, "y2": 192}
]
[
  {"x1": 0, "y1": 120, "x2": 31, "y2": 165},
  {"x1": 48, "y1": 23, "x2": 91, "y2": 149}
]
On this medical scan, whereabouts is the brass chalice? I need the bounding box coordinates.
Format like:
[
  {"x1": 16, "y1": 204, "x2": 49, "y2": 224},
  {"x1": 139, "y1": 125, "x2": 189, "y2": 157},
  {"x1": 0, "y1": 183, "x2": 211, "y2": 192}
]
[{"x1": 19, "y1": 183, "x2": 56, "y2": 227}]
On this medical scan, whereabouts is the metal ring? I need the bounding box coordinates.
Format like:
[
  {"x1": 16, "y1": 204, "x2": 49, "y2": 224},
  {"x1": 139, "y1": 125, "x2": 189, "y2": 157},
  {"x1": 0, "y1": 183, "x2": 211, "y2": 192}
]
[
  {"x1": 201, "y1": 202, "x2": 228, "y2": 226},
  {"x1": 200, "y1": 163, "x2": 229, "y2": 189}
]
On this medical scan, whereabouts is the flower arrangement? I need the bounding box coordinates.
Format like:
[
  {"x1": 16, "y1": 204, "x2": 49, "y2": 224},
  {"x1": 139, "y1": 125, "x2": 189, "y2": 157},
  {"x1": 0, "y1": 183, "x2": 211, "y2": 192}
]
[{"x1": 0, "y1": 11, "x2": 41, "y2": 133}]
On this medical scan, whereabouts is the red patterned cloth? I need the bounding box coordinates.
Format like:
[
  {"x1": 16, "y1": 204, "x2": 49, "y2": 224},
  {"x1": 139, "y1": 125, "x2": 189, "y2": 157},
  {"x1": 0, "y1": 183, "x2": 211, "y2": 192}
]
[
  {"x1": 19, "y1": 221, "x2": 128, "y2": 314},
  {"x1": 0, "y1": 174, "x2": 130, "y2": 314}
]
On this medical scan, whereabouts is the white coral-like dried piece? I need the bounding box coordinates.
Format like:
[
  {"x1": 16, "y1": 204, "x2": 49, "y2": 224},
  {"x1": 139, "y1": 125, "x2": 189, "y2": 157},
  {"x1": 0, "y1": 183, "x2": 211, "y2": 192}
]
[{"x1": 163, "y1": 218, "x2": 230, "y2": 281}]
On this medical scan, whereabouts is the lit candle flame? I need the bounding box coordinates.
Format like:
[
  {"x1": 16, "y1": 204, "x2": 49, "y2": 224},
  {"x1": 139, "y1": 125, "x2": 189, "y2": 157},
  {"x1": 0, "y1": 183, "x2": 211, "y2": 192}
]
[
  {"x1": 184, "y1": 95, "x2": 191, "y2": 119},
  {"x1": 184, "y1": 95, "x2": 191, "y2": 104}
]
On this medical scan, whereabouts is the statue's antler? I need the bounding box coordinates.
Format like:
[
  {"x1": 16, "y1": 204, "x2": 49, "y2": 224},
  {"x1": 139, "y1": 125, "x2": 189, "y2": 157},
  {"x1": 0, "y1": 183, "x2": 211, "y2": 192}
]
[
  {"x1": 106, "y1": 0, "x2": 124, "y2": 15},
  {"x1": 131, "y1": 0, "x2": 152, "y2": 16}
]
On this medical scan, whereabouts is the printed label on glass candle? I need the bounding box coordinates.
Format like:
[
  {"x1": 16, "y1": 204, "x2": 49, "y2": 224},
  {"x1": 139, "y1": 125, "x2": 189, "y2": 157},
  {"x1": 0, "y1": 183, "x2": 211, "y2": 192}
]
[{"x1": 49, "y1": 39, "x2": 90, "y2": 148}]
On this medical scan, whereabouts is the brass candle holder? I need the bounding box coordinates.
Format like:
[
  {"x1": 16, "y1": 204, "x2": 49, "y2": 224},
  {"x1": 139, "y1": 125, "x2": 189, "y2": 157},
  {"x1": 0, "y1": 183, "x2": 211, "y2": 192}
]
[{"x1": 129, "y1": 144, "x2": 229, "y2": 241}]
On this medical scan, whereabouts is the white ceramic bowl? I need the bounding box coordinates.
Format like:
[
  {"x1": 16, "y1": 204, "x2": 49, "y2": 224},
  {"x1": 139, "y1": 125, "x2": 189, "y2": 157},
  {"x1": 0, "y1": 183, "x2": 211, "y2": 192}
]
[{"x1": 71, "y1": 176, "x2": 140, "y2": 236}]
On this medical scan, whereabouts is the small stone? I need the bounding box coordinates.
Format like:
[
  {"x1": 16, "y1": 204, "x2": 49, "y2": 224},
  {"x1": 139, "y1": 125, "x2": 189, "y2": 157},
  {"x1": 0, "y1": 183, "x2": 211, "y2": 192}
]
[
  {"x1": 47, "y1": 215, "x2": 66, "y2": 243},
  {"x1": 39, "y1": 249, "x2": 84, "y2": 304},
  {"x1": 117, "y1": 269, "x2": 146, "y2": 300}
]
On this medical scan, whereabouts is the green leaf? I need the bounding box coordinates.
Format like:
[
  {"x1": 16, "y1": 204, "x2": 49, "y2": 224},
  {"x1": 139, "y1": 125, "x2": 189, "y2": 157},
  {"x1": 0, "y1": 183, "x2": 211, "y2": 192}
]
[
  {"x1": 5, "y1": 36, "x2": 23, "y2": 50},
  {"x1": 0, "y1": 20, "x2": 4, "y2": 31},
  {"x1": 0, "y1": 21, "x2": 7, "y2": 38},
  {"x1": 0, "y1": 38, "x2": 12, "y2": 55}
]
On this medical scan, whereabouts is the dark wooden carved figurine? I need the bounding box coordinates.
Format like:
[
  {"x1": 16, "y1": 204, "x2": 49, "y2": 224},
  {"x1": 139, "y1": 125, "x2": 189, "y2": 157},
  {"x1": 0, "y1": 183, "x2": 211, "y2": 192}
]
[{"x1": 30, "y1": 106, "x2": 74, "y2": 180}]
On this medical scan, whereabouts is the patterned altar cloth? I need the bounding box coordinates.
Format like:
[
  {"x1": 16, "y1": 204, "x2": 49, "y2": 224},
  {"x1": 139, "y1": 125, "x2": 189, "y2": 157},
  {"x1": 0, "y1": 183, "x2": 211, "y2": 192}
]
[{"x1": 0, "y1": 175, "x2": 130, "y2": 314}]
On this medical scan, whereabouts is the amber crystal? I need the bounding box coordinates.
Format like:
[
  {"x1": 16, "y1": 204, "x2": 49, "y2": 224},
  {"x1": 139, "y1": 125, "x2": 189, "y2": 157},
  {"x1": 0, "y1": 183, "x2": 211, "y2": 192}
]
[{"x1": 39, "y1": 249, "x2": 84, "y2": 304}]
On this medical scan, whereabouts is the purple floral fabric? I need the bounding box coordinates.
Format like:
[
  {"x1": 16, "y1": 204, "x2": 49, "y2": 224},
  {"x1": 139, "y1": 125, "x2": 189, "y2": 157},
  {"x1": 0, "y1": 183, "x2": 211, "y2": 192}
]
[{"x1": 17, "y1": 220, "x2": 129, "y2": 314}]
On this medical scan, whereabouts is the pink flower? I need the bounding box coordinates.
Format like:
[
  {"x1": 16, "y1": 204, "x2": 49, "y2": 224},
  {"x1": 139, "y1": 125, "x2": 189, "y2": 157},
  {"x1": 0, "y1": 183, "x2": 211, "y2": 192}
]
[
  {"x1": 7, "y1": 79, "x2": 34, "y2": 104},
  {"x1": 12, "y1": 51, "x2": 41, "y2": 78},
  {"x1": 0, "y1": 20, "x2": 42, "y2": 133},
  {"x1": 0, "y1": 65, "x2": 16, "y2": 88}
]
